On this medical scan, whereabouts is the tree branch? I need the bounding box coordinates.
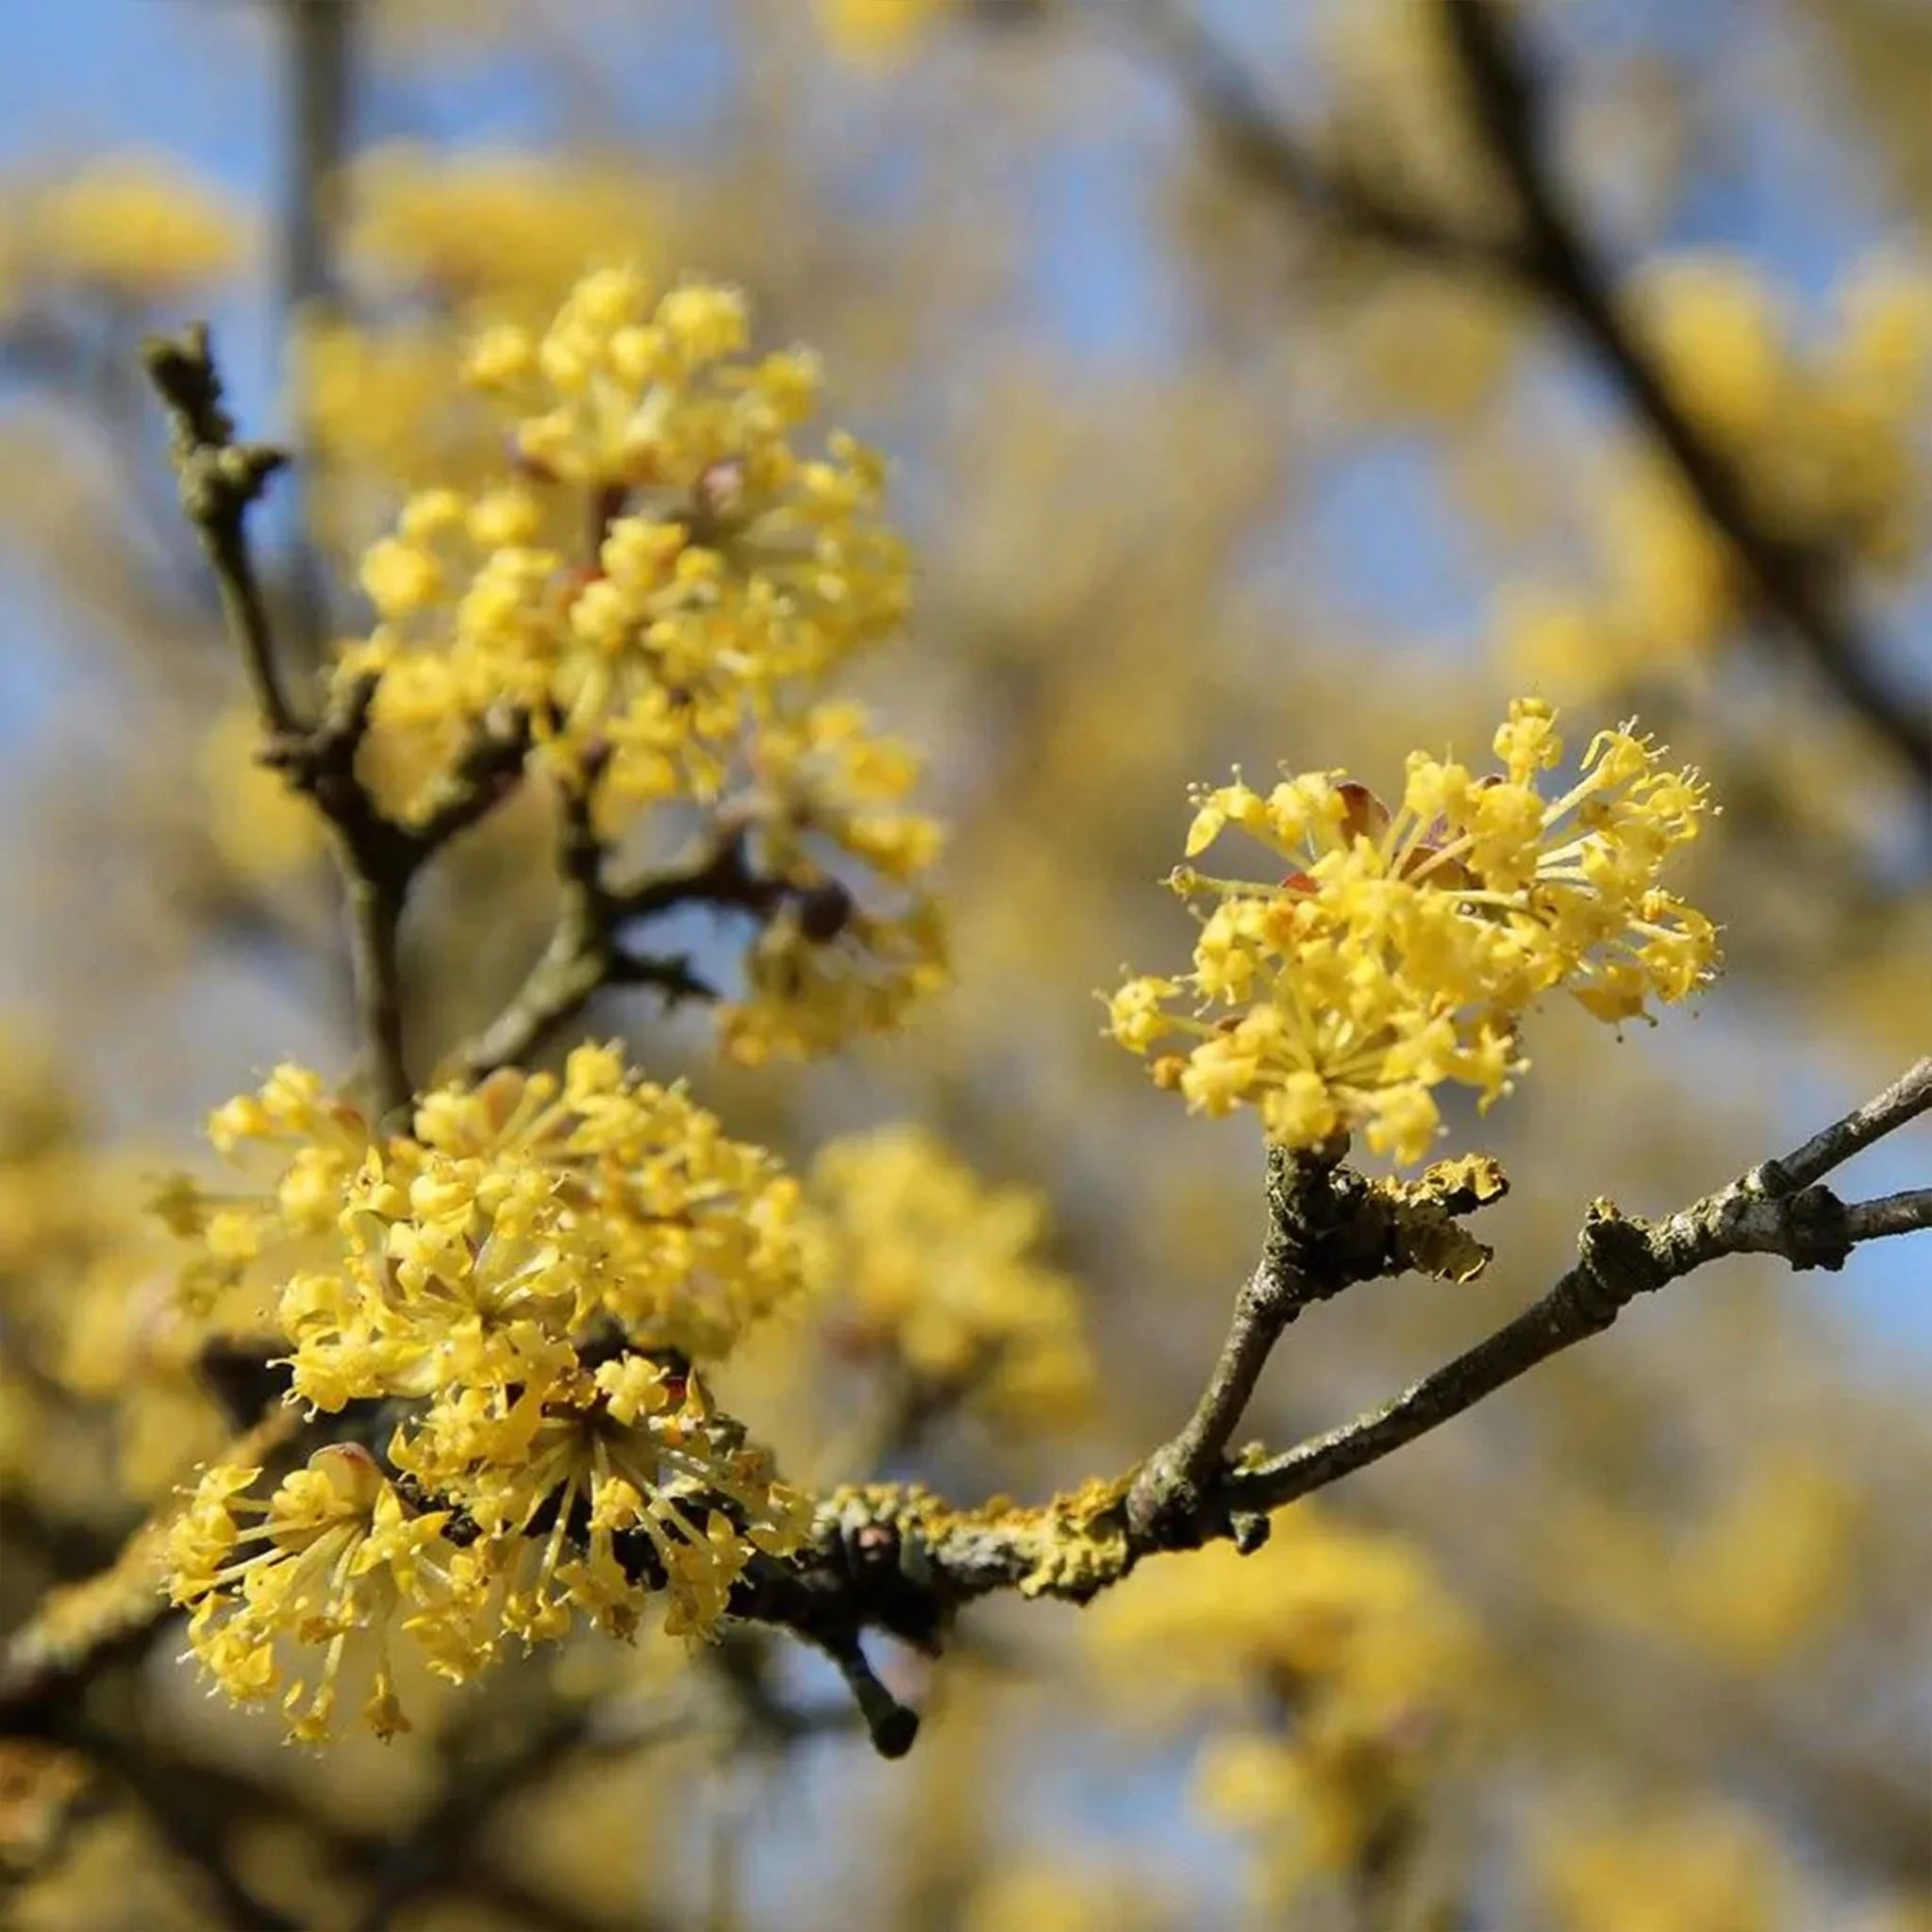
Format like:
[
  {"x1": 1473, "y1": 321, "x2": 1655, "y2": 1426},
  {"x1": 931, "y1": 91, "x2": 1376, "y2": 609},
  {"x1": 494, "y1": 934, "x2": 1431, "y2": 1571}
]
[
  {"x1": 1124, "y1": 0, "x2": 1932, "y2": 804},
  {"x1": 1757, "y1": 1055, "x2": 1932, "y2": 1192},
  {"x1": 143, "y1": 328, "x2": 532, "y2": 1119},
  {"x1": 718, "y1": 1057, "x2": 1930, "y2": 1749},
  {"x1": 14, "y1": 1066, "x2": 1924, "y2": 1758},
  {"x1": 1121, "y1": 0, "x2": 1524, "y2": 274},
  {"x1": 451, "y1": 791, "x2": 789, "y2": 1084},
  {"x1": 1439, "y1": 0, "x2": 1932, "y2": 800}
]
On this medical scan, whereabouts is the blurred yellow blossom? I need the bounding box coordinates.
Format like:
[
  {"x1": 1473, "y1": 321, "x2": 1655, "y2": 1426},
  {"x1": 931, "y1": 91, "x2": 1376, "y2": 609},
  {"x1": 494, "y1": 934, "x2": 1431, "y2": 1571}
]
[
  {"x1": 1092, "y1": 1506, "x2": 1472, "y2": 1907},
  {"x1": 344, "y1": 145, "x2": 666, "y2": 310},
  {"x1": 5, "y1": 152, "x2": 242, "y2": 307},
  {"x1": 1538, "y1": 1801, "x2": 1787, "y2": 1932},
  {"x1": 806, "y1": 1124, "x2": 1093, "y2": 1429}
]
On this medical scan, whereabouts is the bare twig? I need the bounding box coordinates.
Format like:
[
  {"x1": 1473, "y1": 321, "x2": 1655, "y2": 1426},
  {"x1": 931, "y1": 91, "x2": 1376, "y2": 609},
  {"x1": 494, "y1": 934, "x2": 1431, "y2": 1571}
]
[
  {"x1": 1757, "y1": 1056, "x2": 1932, "y2": 1193},
  {"x1": 1126, "y1": 1142, "x2": 1346, "y2": 1544},
  {"x1": 452, "y1": 790, "x2": 789, "y2": 1084},
  {"x1": 724, "y1": 1057, "x2": 1932, "y2": 1740},
  {"x1": 143, "y1": 329, "x2": 532, "y2": 1118},
  {"x1": 142, "y1": 326, "x2": 297, "y2": 734},
  {"x1": 1216, "y1": 1095, "x2": 1921, "y2": 1519},
  {"x1": 1121, "y1": 0, "x2": 1522, "y2": 273}
]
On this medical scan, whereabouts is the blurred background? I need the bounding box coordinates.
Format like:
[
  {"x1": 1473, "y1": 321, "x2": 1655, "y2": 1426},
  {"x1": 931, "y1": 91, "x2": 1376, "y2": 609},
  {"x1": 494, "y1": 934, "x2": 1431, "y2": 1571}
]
[{"x1": 0, "y1": 1, "x2": 1929, "y2": 1928}]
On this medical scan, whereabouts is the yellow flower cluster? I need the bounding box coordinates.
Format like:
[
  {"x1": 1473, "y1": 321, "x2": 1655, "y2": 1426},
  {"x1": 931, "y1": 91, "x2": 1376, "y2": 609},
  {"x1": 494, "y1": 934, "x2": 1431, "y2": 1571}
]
[
  {"x1": 327, "y1": 265, "x2": 944, "y2": 1061},
  {"x1": 160, "y1": 1046, "x2": 814, "y2": 1738},
  {"x1": 0, "y1": 152, "x2": 242, "y2": 315},
  {"x1": 805, "y1": 1125, "x2": 1093, "y2": 1430},
  {"x1": 1091, "y1": 1506, "x2": 1471, "y2": 1906},
  {"x1": 1108, "y1": 700, "x2": 1717, "y2": 1162}
]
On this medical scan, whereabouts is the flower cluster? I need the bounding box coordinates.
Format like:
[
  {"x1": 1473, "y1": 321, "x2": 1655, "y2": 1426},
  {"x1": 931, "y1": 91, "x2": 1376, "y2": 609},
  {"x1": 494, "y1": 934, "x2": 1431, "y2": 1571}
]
[
  {"x1": 1091, "y1": 1506, "x2": 1472, "y2": 1909},
  {"x1": 1108, "y1": 700, "x2": 1717, "y2": 1162},
  {"x1": 161, "y1": 1046, "x2": 813, "y2": 1738},
  {"x1": 343, "y1": 267, "x2": 910, "y2": 812},
  {"x1": 0, "y1": 152, "x2": 241, "y2": 317},
  {"x1": 804, "y1": 1125, "x2": 1093, "y2": 1430},
  {"x1": 327, "y1": 265, "x2": 944, "y2": 1062}
]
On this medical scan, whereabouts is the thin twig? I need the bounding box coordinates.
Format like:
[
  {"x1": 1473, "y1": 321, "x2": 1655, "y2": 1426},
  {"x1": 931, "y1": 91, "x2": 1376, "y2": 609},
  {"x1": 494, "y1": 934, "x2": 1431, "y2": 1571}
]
[
  {"x1": 452, "y1": 801, "x2": 787, "y2": 1084},
  {"x1": 142, "y1": 326, "x2": 297, "y2": 734},
  {"x1": 1846, "y1": 1188, "x2": 1932, "y2": 1241},
  {"x1": 1216, "y1": 1117, "x2": 1915, "y2": 1520},
  {"x1": 1125, "y1": 1144, "x2": 1324, "y2": 1543},
  {"x1": 144, "y1": 329, "x2": 533, "y2": 1118},
  {"x1": 1757, "y1": 1055, "x2": 1932, "y2": 1193},
  {"x1": 1120, "y1": 0, "x2": 1523, "y2": 274}
]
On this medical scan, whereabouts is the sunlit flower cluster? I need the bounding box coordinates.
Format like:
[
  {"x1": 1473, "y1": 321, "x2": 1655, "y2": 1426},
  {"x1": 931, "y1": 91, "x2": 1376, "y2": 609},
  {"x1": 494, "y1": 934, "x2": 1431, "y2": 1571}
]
[
  {"x1": 1108, "y1": 700, "x2": 1718, "y2": 1162},
  {"x1": 1091, "y1": 1505, "x2": 1472, "y2": 1908},
  {"x1": 160, "y1": 1046, "x2": 814, "y2": 1737},
  {"x1": 805, "y1": 1124, "x2": 1093, "y2": 1430},
  {"x1": 326, "y1": 264, "x2": 944, "y2": 1061}
]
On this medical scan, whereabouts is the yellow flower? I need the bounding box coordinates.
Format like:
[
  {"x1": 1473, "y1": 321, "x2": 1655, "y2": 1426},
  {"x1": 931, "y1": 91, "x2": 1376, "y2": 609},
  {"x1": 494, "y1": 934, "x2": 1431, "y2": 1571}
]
[{"x1": 1108, "y1": 700, "x2": 1718, "y2": 1161}]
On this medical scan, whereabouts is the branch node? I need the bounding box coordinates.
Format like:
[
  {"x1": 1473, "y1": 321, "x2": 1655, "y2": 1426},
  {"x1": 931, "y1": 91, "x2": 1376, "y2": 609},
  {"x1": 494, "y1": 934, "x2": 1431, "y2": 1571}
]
[
  {"x1": 1570, "y1": 1200, "x2": 1665, "y2": 1326},
  {"x1": 1779, "y1": 1184, "x2": 1853, "y2": 1274}
]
